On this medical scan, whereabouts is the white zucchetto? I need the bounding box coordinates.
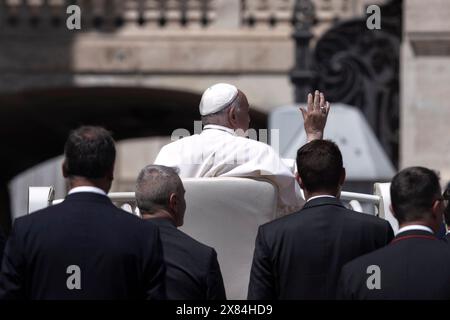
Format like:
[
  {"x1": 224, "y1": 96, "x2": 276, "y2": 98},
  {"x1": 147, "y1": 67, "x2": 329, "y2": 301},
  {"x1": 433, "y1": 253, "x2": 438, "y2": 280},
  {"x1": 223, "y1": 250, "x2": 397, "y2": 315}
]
[{"x1": 199, "y1": 83, "x2": 239, "y2": 116}]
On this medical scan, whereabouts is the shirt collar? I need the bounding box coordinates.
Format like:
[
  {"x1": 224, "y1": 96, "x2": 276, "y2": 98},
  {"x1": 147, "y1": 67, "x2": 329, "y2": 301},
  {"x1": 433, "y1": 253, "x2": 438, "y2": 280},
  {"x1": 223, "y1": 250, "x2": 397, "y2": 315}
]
[
  {"x1": 396, "y1": 225, "x2": 434, "y2": 236},
  {"x1": 68, "y1": 186, "x2": 107, "y2": 196},
  {"x1": 202, "y1": 124, "x2": 236, "y2": 135},
  {"x1": 306, "y1": 195, "x2": 336, "y2": 203}
]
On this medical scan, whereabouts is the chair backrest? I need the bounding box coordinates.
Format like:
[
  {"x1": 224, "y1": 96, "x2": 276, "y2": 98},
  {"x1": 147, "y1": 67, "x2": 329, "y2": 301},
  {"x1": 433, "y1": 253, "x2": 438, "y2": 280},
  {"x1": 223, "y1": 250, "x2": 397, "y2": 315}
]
[{"x1": 180, "y1": 177, "x2": 278, "y2": 299}]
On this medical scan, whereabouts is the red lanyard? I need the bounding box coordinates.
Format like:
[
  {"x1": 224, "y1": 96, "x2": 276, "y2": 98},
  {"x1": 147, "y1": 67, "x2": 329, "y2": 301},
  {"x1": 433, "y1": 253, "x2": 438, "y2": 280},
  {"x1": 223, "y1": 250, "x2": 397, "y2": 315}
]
[{"x1": 391, "y1": 234, "x2": 436, "y2": 244}]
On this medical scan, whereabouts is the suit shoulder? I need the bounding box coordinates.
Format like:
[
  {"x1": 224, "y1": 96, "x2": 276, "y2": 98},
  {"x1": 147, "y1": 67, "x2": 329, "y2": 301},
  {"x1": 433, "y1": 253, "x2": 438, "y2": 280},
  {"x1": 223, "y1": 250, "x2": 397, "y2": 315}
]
[
  {"x1": 342, "y1": 244, "x2": 386, "y2": 274},
  {"x1": 30, "y1": 201, "x2": 144, "y2": 226},
  {"x1": 175, "y1": 229, "x2": 215, "y2": 257},
  {"x1": 17, "y1": 202, "x2": 65, "y2": 224},
  {"x1": 112, "y1": 208, "x2": 154, "y2": 230},
  {"x1": 341, "y1": 208, "x2": 390, "y2": 228},
  {"x1": 259, "y1": 211, "x2": 302, "y2": 233},
  {"x1": 431, "y1": 239, "x2": 450, "y2": 257}
]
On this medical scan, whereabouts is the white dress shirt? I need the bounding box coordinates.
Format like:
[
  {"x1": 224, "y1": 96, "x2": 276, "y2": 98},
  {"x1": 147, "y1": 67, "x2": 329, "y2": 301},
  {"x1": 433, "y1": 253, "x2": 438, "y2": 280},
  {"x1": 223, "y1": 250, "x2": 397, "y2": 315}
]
[
  {"x1": 154, "y1": 125, "x2": 304, "y2": 212},
  {"x1": 68, "y1": 186, "x2": 107, "y2": 196},
  {"x1": 306, "y1": 195, "x2": 336, "y2": 203},
  {"x1": 396, "y1": 224, "x2": 434, "y2": 236}
]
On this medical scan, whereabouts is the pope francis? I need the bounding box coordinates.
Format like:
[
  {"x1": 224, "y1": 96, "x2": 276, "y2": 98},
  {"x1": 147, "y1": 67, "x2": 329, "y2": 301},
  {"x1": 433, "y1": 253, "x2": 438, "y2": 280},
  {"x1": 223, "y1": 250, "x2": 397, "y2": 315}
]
[{"x1": 154, "y1": 83, "x2": 331, "y2": 214}]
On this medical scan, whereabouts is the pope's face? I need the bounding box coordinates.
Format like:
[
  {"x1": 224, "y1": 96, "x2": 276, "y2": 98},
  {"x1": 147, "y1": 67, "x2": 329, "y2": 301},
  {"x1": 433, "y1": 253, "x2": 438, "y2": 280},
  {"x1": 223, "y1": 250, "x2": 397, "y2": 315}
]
[{"x1": 235, "y1": 93, "x2": 251, "y2": 132}]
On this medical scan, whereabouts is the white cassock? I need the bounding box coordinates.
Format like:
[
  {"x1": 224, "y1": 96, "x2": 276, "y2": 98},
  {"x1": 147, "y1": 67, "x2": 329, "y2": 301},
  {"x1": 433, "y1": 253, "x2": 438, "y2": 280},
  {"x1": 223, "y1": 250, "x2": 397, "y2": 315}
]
[{"x1": 154, "y1": 124, "x2": 304, "y2": 214}]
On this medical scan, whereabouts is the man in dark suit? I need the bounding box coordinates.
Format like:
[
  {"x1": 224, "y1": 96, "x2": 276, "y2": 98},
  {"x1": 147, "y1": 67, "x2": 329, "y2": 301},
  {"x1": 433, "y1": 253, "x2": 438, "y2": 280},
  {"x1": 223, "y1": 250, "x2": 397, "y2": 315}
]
[
  {"x1": 0, "y1": 126, "x2": 166, "y2": 300},
  {"x1": 338, "y1": 167, "x2": 450, "y2": 300},
  {"x1": 136, "y1": 165, "x2": 226, "y2": 300},
  {"x1": 247, "y1": 140, "x2": 394, "y2": 300}
]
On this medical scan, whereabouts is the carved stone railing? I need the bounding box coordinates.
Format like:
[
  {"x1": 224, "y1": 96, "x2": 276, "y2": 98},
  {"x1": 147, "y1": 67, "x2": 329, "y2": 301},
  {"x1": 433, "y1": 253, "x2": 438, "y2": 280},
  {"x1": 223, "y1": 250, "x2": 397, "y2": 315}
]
[
  {"x1": 0, "y1": 0, "x2": 216, "y2": 29},
  {"x1": 241, "y1": 0, "x2": 293, "y2": 27},
  {"x1": 241, "y1": 0, "x2": 375, "y2": 28},
  {"x1": 0, "y1": 0, "x2": 379, "y2": 31}
]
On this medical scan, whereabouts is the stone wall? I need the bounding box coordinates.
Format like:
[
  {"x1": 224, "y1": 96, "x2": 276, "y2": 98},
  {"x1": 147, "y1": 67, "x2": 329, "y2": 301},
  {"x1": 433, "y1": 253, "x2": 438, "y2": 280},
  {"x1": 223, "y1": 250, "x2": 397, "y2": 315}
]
[{"x1": 401, "y1": 0, "x2": 450, "y2": 182}]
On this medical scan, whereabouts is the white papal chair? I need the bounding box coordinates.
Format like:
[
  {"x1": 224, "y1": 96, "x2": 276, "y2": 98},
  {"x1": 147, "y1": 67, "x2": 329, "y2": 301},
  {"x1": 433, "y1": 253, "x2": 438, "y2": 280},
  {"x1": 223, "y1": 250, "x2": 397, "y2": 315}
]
[{"x1": 373, "y1": 182, "x2": 397, "y2": 232}]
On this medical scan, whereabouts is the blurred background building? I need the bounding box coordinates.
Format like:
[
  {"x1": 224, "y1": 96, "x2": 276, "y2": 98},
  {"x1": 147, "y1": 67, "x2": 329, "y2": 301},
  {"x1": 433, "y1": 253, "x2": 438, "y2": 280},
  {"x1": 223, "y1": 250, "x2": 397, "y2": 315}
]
[{"x1": 0, "y1": 0, "x2": 448, "y2": 232}]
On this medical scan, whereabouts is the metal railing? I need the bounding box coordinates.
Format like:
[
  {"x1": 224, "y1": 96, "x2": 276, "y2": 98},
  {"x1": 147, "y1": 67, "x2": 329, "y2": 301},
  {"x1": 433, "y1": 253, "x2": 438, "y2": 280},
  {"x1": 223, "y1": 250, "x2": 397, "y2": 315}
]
[
  {"x1": 51, "y1": 190, "x2": 382, "y2": 219},
  {"x1": 52, "y1": 190, "x2": 381, "y2": 204},
  {"x1": 28, "y1": 181, "x2": 396, "y2": 231}
]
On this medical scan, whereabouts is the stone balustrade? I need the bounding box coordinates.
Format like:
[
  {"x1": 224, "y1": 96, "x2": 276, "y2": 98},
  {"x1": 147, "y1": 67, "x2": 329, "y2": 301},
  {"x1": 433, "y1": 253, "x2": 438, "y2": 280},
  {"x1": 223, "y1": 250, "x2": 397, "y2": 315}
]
[{"x1": 0, "y1": 0, "x2": 378, "y2": 31}]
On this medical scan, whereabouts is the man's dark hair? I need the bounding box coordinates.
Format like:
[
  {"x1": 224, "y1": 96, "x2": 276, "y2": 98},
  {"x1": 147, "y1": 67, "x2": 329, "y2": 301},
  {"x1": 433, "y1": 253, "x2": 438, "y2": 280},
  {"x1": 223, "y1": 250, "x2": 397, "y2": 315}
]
[
  {"x1": 296, "y1": 140, "x2": 343, "y2": 193},
  {"x1": 390, "y1": 167, "x2": 441, "y2": 224},
  {"x1": 64, "y1": 126, "x2": 116, "y2": 179}
]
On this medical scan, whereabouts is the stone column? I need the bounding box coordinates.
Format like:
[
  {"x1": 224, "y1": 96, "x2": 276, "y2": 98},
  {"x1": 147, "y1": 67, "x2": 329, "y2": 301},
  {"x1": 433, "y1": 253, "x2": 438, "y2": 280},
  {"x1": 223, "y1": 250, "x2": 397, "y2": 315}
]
[{"x1": 401, "y1": 0, "x2": 450, "y2": 182}]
